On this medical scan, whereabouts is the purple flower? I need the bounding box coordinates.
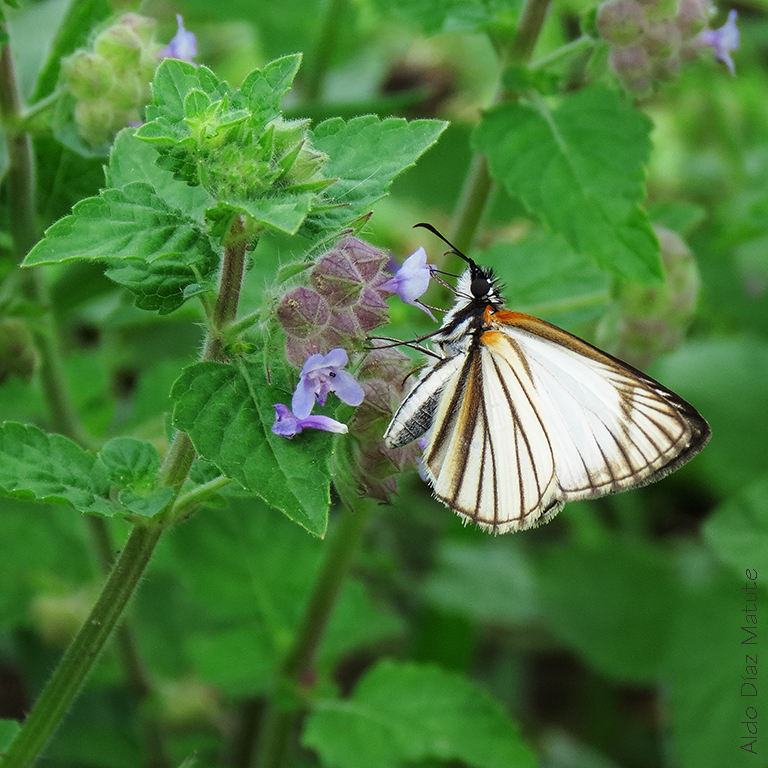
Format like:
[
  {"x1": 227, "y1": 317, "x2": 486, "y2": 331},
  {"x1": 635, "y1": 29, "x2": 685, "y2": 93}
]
[
  {"x1": 700, "y1": 10, "x2": 739, "y2": 75},
  {"x1": 158, "y1": 14, "x2": 197, "y2": 63},
  {"x1": 381, "y1": 247, "x2": 437, "y2": 321},
  {"x1": 291, "y1": 348, "x2": 365, "y2": 419},
  {"x1": 271, "y1": 404, "x2": 348, "y2": 439}
]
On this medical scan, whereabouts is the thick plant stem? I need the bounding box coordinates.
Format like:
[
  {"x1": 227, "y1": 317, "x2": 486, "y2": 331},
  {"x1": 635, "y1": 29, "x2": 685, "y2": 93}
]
[
  {"x1": 450, "y1": 0, "x2": 554, "y2": 251},
  {"x1": 3, "y1": 218, "x2": 251, "y2": 767},
  {"x1": 85, "y1": 518, "x2": 173, "y2": 768},
  {"x1": 1, "y1": 522, "x2": 164, "y2": 768},
  {"x1": 254, "y1": 500, "x2": 373, "y2": 768},
  {"x1": 204, "y1": 216, "x2": 247, "y2": 363}
]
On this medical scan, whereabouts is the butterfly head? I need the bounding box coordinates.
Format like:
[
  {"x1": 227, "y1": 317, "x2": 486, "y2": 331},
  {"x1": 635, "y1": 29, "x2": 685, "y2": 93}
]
[
  {"x1": 414, "y1": 222, "x2": 504, "y2": 309},
  {"x1": 456, "y1": 264, "x2": 503, "y2": 309}
]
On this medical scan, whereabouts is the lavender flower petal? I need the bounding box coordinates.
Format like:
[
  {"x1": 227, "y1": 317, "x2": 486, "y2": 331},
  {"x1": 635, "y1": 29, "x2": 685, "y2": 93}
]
[
  {"x1": 271, "y1": 403, "x2": 301, "y2": 438},
  {"x1": 271, "y1": 404, "x2": 348, "y2": 438},
  {"x1": 291, "y1": 348, "x2": 364, "y2": 418},
  {"x1": 158, "y1": 14, "x2": 197, "y2": 63},
  {"x1": 329, "y1": 369, "x2": 365, "y2": 407},
  {"x1": 297, "y1": 414, "x2": 349, "y2": 434},
  {"x1": 700, "y1": 9, "x2": 739, "y2": 75},
  {"x1": 381, "y1": 247, "x2": 437, "y2": 320}
]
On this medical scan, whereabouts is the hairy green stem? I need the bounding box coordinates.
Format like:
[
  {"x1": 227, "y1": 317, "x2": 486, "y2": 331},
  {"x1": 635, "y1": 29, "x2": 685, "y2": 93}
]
[
  {"x1": 530, "y1": 34, "x2": 593, "y2": 71},
  {"x1": 304, "y1": 0, "x2": 347, "y2": 102},
  {"x1": 450, "y1": 0, "x2": 554, "y2": 251},
  {"x1": 254, "y1": 499, "x2": 373, "y2": 768},
  {"x1": 3, "y1": 217, "x2": 251, "y2": 768},
  {"x1": 173, "y1": 475, "x2": 232, "y2": 519},
  {"x1": 1, "y1": 522, "x2": 164, "y2": 768},
  {"x1": 85, "y1": 518, "x2": 173, "y2": 768},
  {"x1": 204, "y1": 216, "x2": 248, "y2": 362}
]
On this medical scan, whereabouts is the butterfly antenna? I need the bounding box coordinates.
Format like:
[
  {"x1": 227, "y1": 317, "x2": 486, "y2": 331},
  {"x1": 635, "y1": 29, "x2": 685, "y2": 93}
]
[{"x1": 414, "y1": 223, "x2": 477, "y2": 269}]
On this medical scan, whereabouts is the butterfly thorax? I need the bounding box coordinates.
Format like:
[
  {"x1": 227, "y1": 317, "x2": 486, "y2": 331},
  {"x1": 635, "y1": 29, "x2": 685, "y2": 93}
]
[{"x1": 432, "y1": 266, "x2": 503, "y2": 357}]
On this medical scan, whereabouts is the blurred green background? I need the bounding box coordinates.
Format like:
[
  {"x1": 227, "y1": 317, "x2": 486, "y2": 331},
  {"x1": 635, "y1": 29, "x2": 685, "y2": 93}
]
[{"x1": 0, "y1": 1, "x2": 767, "y2": 767}]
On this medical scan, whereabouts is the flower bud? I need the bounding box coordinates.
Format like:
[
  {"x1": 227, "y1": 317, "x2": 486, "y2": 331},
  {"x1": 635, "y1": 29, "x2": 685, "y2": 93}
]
[
  {"x1": 285, "y1": 336, "x2": 326, "y2": 369},
  {"x1": 64, "y1": 52, "x2": 114, "y2": 100},
  {"x1": 74, "y1": 99, "x2": 119, "y2": 146},
  {"x1": 95, "y1": 25, "x2": 144, "y2": 71},
  {"x1": 338, "y1": 238, "x2": 390, "y2": 283},
  {"x1": 676, "y1": 0, "x2": 711, "y2": 39},
  {"x1": 643, "y1": 22, "x2": 682, "y2": 59},
  {"x1": 597, "y1": 0, "x2": 646, "y2": 45},
  {"x1": 346, "y1": 347, "x2": 421, "y2": 502},
  {"x1": 94, "y1": 14, "x2": 159, "y2": 72},
  {"x1": 610, "y1": 45, "x2": 652, "y2": 94},
  {"x1": 652, "y1": 53, "x2": 680, "y2": 80},
  {"x1": 277, "y1": 287, "x2": 330, "y2": 339},
  {"x1": 309, "y1": 250, "x2": 365, "y2": 307},
  {"x1": 642, "y1": 0, "x2": 678, "y2": 22},
  {"x1": 353, "y1": 287, "x2": 390, "y2": 332}
]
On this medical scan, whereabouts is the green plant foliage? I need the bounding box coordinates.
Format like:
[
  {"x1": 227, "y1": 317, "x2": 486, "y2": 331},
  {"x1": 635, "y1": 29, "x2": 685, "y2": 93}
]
[
  {"x1": 536, "y1": 540, "x2": 681, "y2": 682},
  {"x1": 704, "y1": 476, "x2": 768, "y2": 577},
  {"x1": 0, "y1": 422, "x2": 111, "y2": 514},
  {"x1": 303, "y1": 660, "x2": 537, "y2": 768},
  {"x1": 474, "y1": 86, "x2": 661, "y2": 282},
  {"x1": 171, "y1": 359, "x2": 336, "y2": 535}
]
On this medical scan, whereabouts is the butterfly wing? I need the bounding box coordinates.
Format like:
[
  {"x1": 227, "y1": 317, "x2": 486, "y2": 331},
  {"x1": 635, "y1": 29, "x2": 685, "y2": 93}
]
[
  {"x1": 413, "y1": 311, "x2": 710, "y2": 534},
  {"x1": 384, "y1": 355, "x2": 465, "y2": 448}
]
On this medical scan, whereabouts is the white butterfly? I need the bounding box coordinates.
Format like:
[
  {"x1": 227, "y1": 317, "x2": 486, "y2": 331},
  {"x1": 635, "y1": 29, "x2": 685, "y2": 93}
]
[{"x1": 384, "y1": 225, "x2": 711, "y2": 534}]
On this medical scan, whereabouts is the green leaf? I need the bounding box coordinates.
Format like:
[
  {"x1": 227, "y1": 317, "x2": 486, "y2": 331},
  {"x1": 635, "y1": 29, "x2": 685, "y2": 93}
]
[
  {"x1": 230, "y1": 191, "x2": 317, "y2": 235},
  {"x1": 372, "y1": 0, "x2": 513, "y2": 35},
  {"x1": 104, "y1": 255, "x2": 217, "y2": 314},
  {"x1": 22, "y1": 181, "x2": 219, "y2": 311},
  {"x1": 424, "y1": 537, "x2": 540, "y2": 626},
  {"x1": 30, "y1": 0, "x2": 111, "y2": 102},
  {"x1": 536, "y1": 539, "x2": 680, "y2": 682},
  {"x1": 473, "y1": 86, "x2": 661, "y2": 282},
  {"x1": 98, "y1": 437, "x2": 160, "y2": 488},
  {"x1": 153, "y1": 499, "x2": 402, "y2": 696},
  {"x1": 105, "y1": 129, "x2": 212, "y2": 220},
  {"x1": 309, "y1": 116, "x2": 447, "y2": 231},
  {"x1": 96, "y1": 437, "x2": 173, "y2": 517},
  {"x1": 303, "y1": 660, "x2": 537, "y2": 768},
  {"x1": 703, "y1": 476, "x2": 768, "y2": 578},
  {"x1": 117, "y1": 487, "x2": 175, "y2": 517},
  {"x1": 24, "y1": 182, "x2": 216, "y2": 266},
  {"x1": 241, "y1": 53, "x2": 302, "y2": 128},
  {"x1": 0, "y1": 500, "x2": 93, "y2": 630},
  {"x1": 142, "y1": 59, "x2": 230, "y2": 130},
  {"x1": 0, "y1": 718, "x2": 20, "y2": 750},
  {"x1": 171, "y1": 358, "x2": 334, "y2": 536},
  {"x1": 648, "y1": 200, "x2": 706, "y2": 236},
  {"x1": 654, "y1": 338, "x2": 768, "y2": 497},
  {"x1": 0, "y1": 422, "x2": 112, "y2": 515}
]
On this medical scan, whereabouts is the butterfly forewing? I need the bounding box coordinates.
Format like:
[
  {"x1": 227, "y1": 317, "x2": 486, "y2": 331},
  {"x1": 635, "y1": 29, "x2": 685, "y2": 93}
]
[{"x1": 484, "y1": 317, "x2": 706, "y2": 505}]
